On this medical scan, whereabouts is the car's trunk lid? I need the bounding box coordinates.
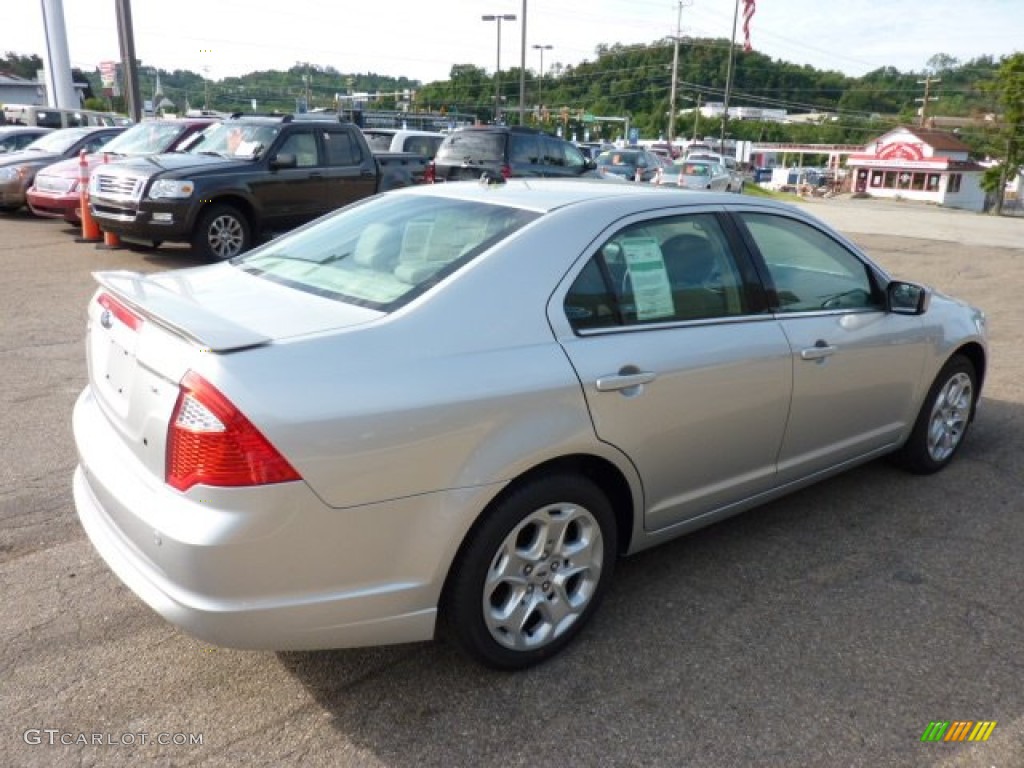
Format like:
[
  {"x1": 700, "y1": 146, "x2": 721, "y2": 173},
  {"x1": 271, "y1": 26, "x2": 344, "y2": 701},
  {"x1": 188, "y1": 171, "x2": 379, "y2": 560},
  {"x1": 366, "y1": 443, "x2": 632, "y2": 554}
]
[{"x1": 86, "y1": 267, "x2": 381, "y2": 480}]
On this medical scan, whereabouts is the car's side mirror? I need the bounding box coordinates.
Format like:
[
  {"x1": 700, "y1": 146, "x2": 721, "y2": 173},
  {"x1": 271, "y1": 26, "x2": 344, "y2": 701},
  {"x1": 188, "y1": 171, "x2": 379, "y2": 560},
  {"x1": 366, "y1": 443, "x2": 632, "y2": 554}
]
[
  {"x1": 887, "y1": 280, "x2": 930, "y2": 315},
  {"x1": 270, "y1": 153, "x2": 297, "y2": 170}
]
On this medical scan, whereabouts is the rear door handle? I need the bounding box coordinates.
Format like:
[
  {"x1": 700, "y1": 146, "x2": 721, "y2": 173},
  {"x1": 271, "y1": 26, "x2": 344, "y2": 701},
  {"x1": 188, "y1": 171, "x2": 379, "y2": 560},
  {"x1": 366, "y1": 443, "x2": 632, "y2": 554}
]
[
  {"x1": 595, "y1": 371, "x2": 657, "y2": 392},
  {"x1": 800, "y1": 341, "x2": 837, "y2": 360}
]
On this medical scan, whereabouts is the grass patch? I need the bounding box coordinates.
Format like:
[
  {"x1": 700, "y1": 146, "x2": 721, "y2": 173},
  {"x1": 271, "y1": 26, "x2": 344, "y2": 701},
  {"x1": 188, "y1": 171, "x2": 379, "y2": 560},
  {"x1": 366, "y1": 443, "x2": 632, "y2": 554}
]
[{"x1": 743, "y1": 184, "x2": 803, "y2": 203}]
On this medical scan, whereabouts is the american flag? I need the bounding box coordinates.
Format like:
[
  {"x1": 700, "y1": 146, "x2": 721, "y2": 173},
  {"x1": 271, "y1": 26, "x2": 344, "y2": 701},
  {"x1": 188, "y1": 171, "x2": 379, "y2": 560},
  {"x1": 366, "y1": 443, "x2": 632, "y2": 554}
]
[{"x1": 742, "y1": 0, "x2": 756, "y2": 52}]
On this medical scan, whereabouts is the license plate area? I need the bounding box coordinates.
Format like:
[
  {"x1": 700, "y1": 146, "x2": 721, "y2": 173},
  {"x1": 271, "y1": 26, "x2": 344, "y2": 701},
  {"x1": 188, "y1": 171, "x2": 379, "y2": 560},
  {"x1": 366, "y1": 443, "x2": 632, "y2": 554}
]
[{"x1": 90, "y1": 318, "x2": 139, "y2": 414}]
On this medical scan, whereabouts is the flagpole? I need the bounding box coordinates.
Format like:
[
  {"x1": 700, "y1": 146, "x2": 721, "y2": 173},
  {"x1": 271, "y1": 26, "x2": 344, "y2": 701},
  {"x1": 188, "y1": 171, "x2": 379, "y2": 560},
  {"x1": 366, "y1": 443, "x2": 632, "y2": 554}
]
[{"x1": 720, "y1": 0, "x2": 741, "y2": 151}]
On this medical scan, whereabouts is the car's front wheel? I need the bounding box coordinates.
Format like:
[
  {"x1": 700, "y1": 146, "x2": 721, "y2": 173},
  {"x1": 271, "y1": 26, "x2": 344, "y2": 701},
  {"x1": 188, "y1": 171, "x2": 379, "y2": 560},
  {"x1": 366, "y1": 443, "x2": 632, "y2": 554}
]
[
  {"x1": 894, "y1": 354, "x2": 977, "y2": 474},
  {"x1": 192, "y1": 203, "x2": 250, "y2": 261},
  {"x1": 444, "y1": 474, "x2": 616, "y2": 669}
]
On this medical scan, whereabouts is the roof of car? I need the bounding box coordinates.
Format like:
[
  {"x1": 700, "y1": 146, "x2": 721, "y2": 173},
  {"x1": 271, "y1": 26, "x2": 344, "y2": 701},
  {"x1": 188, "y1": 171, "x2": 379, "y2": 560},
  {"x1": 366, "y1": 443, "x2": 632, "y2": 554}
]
[
  {"x1": 0, "y1": 125, "x2": 52, "y2": 134},
  {"x1": 392, "y1": 177, "x2": 777, "y2": 214}
]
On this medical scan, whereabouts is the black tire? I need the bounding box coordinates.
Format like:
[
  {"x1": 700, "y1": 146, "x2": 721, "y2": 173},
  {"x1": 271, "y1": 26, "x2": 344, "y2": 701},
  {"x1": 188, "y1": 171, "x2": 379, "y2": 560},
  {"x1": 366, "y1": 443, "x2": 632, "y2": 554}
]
[
  {"x1": 191, "y1": 203, "x2": 250, "y2": 261},
  {"x1": 893, "y1": 354, "x2": 977, "y2": 475},
  {"x1": 444, "y1": 473, "x2": 617, "y2": 670}
]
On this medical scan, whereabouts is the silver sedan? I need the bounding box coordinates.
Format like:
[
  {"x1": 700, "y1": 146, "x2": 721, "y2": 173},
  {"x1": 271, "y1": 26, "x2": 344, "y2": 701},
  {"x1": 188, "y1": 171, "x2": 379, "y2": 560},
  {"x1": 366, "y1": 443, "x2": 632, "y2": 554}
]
[
  {"x1": 73, "y1": 179, "x2": 988, "y2": 669},
  {"x1": 655, "y1": 158, "x2": 736, "y2": 192}
]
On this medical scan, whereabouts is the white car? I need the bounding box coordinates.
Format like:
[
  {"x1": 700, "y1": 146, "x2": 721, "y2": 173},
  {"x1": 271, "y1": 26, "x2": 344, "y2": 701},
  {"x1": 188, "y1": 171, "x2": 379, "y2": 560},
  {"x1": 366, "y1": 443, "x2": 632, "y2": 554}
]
[{"x1": 73, "y1": 179, "x2": 987, "y2": 669}]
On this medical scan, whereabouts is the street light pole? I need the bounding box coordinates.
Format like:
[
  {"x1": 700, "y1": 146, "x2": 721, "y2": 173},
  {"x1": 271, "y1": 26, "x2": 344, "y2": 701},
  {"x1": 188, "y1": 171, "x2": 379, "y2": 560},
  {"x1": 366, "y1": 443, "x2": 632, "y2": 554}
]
[
  {"x1": 519, "y1": 0, "x2": 527, "y2": 126},
  {"x1": 482, "y1": 13, "x2": 517, "y2": 124},
  {"x1": 532, "y1": 44, "x2": 553, "y2": 110}
]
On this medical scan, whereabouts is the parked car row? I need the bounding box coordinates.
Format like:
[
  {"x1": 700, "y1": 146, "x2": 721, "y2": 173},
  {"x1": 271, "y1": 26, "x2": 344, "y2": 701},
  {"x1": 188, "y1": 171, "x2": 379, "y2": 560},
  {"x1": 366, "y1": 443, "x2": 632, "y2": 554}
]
[
  {"x1": 0, "y1": 125, "x2": 126, "y2": 212},
  {"x1": 4, "y1": 117, "x2": 750, "y2": 259},
  {"x1": 1, "y1": 115, "x2": 440, "y2": 260}
]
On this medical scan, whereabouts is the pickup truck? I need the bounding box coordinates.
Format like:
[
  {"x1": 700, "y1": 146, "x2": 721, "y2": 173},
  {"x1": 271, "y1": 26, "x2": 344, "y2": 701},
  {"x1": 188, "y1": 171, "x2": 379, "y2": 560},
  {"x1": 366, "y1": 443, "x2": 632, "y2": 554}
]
[{"x1": 88, "y1": 113, "x2": 428, "y2": 260}]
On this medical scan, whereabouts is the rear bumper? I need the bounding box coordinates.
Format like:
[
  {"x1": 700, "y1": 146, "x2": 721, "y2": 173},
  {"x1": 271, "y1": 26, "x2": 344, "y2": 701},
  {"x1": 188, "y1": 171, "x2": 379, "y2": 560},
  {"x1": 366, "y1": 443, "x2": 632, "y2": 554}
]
[{"x1": 72, "y1": 386, "x2": 487, "y2": 651}]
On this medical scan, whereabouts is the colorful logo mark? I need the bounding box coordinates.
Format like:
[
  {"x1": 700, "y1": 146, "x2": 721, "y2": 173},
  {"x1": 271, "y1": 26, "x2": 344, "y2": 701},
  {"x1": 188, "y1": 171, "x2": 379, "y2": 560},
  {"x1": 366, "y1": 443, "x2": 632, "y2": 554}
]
[{"x1": 920, "y1": 721, "x2": 996, "y2": 742}]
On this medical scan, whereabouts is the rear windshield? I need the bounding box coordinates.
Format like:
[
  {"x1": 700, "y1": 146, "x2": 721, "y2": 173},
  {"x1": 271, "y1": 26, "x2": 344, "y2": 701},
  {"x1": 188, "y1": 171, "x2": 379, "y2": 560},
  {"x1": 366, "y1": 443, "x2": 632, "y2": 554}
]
[
  {"x1": 235, "y1": 194, "x2": 539, "y2": 311},
  {"x1": 675, "y1": 162, "x2": 712, "y2": 176},
  {"x1": 434, "y1": 132, "x2": 506, "y2": 164},
  {"x1": 596, "y1": 151, "x2": 642, "y2": 167},
  {"x1": 362, "y1": 131, "x2": 395, "y2": 151}
]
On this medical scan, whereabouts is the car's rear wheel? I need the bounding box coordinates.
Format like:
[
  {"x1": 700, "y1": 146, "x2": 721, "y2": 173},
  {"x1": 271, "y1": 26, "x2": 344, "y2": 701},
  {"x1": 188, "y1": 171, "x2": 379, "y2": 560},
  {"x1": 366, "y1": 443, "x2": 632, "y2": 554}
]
[
  {"x1": 894, "y1": 354, "x2": 977, "y2": 474},
  {"x1": 192, "y1": 204, "x2": 250, "y2": 261},
  {"x1": 444, "y1": 474, "x2": 616, "y2": 669}
]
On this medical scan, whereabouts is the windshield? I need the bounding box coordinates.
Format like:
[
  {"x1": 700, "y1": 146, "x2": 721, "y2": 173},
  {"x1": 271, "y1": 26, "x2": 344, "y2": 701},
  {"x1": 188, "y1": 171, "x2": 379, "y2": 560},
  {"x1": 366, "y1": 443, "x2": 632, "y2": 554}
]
[
  {"x1": 185, "y1": 122, "x2": 280, "y2": 159},
  {"x1": 25, "y1": 128, "x2": 92, "y2": 153},
  {"x1": 100, "y1": 122, "x2": 186, "y2": 155},
  {"x1": 236, "y1": 194, "x2": 539, "y2": 310},
  {"x1": 434, "y1": 132, "x2": 505, "y2": 164}
]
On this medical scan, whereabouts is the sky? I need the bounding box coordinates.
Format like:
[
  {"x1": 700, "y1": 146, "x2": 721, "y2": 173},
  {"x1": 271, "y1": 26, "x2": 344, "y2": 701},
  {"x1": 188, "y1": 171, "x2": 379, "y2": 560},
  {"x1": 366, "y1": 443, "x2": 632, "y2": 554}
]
[{"x1": 3, "y1": 0, "x2": 1023, "y2": 87}]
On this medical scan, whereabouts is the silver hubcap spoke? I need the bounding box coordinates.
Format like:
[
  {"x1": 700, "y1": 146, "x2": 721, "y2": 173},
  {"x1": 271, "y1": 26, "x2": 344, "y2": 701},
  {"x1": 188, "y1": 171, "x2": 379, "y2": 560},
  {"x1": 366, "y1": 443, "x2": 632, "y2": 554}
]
[
  {"x1": 209, "y1": 216, "x2": 243, "y2": 258},
  {"x1": 926, "y1": 372, "x2": 972, "y2": 462},
  {"x1": 483, "y1": 502, "x2": 604, "y2": 651}
]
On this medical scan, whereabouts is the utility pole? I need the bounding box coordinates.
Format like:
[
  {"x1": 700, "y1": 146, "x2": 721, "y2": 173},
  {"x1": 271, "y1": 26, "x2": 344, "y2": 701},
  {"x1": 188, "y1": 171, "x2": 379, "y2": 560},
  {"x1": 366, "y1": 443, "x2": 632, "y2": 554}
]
[
  {"x1": 692, "y1": 92, "x2": 701, "y2": 141},
  {"x1": 720, "y1": 0, "x2": 742, "y2": 152},
  {"x1": 519, "y1": 0, "x2": 527, "y2": 126},
  {"x1": 916, "y1": 76, "x2": 941, "y2": 127},
  {"x1": 668, "y1": 1, "x2": 682, "y2": 146}
]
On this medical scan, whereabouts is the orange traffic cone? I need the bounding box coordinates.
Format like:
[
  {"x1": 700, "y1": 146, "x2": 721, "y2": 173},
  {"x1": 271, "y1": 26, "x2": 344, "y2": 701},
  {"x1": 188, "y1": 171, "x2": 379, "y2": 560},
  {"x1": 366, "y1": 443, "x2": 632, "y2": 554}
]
[
  {"x1": 75, "y1": 149, "x2": 102, "y2": 243},
  {"x1": 95, "y1": 152, "x2": 123, "y2": 250}
]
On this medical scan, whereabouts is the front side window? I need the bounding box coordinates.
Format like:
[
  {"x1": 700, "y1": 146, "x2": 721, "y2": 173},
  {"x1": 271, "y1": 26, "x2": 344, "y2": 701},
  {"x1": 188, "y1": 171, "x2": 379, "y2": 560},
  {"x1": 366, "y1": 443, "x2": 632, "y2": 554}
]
[
  {"x1": 564, "y1": 213, "x2": 749, "y2": 332},
  {"x1": 276, "y1": 130, "x2": 319, "y2": 167},
  {"x1": 738, "y1": 212, "x2": 881, "y2": 312}
]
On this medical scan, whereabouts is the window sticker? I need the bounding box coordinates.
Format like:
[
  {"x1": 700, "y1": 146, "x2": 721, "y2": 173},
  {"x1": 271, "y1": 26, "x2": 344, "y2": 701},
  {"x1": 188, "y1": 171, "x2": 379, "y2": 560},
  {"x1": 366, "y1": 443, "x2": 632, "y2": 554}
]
[
  {"x1": 621, "y1": 236, "x2": 674, "y2": 321},
  {"x1": 234, "y1": 140, "x2": 262, "y2": 157}
]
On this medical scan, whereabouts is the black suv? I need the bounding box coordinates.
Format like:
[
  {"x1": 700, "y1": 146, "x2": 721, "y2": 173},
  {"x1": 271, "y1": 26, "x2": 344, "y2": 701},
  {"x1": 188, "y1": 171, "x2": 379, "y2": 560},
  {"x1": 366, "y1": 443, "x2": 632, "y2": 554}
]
[{"x1": 428, "y1": 126, "x2": 594, "y2": 182}]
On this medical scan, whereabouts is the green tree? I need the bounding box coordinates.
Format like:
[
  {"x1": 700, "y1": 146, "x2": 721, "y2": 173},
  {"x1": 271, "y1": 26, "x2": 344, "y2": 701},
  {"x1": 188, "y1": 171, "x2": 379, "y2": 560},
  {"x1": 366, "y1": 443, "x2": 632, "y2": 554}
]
[{"x1": 980, "y1": 53, "x2": 1024, "y2": 214}]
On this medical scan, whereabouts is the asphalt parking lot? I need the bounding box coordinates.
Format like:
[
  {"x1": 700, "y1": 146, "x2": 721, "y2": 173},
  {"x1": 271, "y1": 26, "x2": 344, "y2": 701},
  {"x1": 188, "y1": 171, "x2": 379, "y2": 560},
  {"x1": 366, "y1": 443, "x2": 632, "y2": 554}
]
[{"x1": 2, "y1": 196, "x2": 1022, "y2": 767}]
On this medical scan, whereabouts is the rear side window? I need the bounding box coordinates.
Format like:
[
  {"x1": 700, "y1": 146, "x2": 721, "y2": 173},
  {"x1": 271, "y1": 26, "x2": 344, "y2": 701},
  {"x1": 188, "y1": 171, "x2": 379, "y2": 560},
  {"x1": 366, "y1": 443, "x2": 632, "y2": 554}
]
[
  {"x1": 435, "y1": 132, "x2": 505, "y2": 163},
  {"x1": 564, "y1": 213, "x2": 749, "y2": 331},
  {"x1": 510, "y1": 134, "x2": 542, "y2": 164},
  {"x1": 322, "y1": 130, "x2": 361, "y2": 166},
  {"x1": 401, "y1": 135, "x2": 443, "y2": 157}
]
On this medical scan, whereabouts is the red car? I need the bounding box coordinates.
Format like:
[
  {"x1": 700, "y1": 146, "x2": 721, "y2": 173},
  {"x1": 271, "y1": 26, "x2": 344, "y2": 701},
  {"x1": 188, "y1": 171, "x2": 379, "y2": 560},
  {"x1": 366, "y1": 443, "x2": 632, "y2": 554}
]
[{"x1": 27, "y1": 117, "x2": 216, "y2": 224}]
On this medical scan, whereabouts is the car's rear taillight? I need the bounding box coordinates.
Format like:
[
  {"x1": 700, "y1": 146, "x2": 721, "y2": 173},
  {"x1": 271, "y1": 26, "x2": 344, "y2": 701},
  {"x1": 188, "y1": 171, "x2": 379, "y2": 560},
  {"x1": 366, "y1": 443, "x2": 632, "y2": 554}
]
[
  {"x1": 500, "y1": 164, "x2": 512, "y2": 179},
  {"x1": 166, "y1": 371, "x2": 300, "y2": 492},
  {"x1": 97, "y1": 292, "x2": 143, "y2": 331},
  {"x1": 424, "y1": 162, "x2": 436, "y2": 184}
]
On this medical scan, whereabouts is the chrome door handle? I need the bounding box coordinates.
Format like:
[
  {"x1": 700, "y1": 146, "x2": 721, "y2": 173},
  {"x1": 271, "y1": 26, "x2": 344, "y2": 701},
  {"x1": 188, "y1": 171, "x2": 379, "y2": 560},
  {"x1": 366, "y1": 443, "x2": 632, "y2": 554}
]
[
  {"x1": 800, "y1": 343, "x2": 837, "y2": 360},
  {"x1": 595, "y1": 371, "x2": 657, "y2": 392}
]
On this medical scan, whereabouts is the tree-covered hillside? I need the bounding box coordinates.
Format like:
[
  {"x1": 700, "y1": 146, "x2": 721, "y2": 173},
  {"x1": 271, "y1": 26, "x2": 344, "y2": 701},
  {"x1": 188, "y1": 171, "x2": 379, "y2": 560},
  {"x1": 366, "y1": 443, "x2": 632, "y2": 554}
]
[{"x1": 2, "y1": 40, "x2": 1011, "y2": 157}]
